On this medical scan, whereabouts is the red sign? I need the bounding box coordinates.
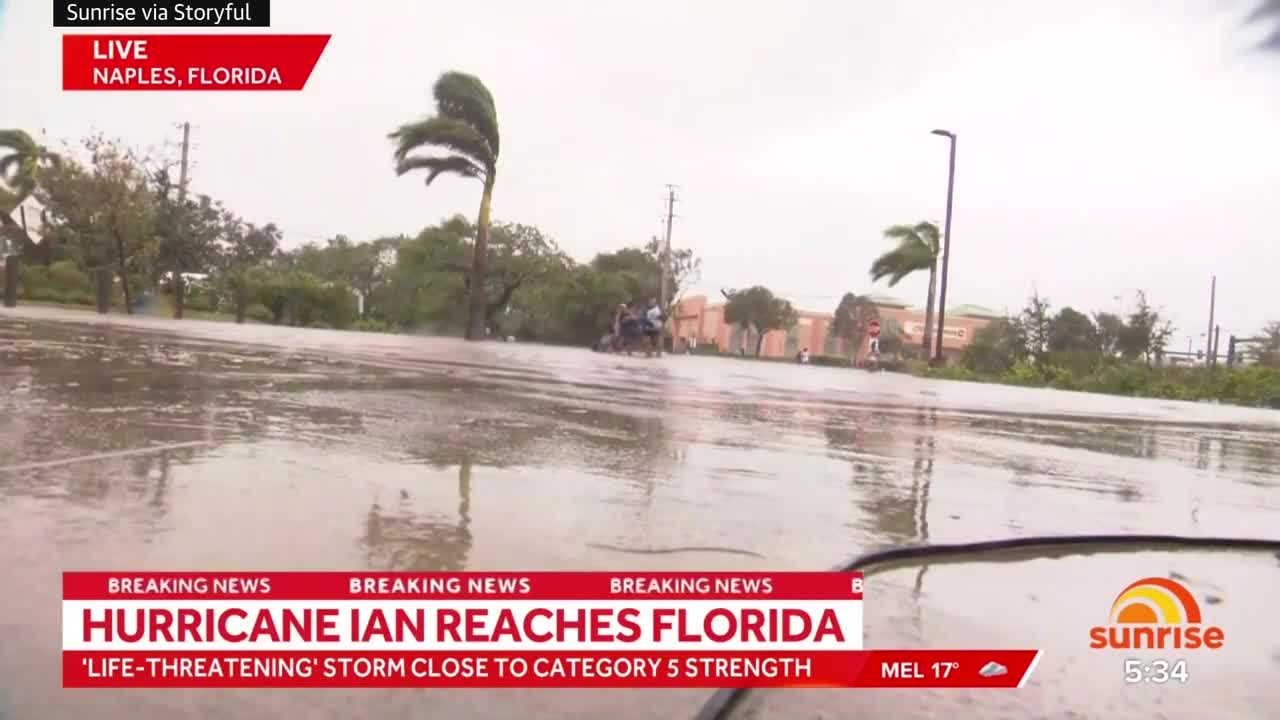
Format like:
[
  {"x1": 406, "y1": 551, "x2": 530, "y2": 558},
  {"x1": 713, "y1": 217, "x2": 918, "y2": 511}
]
[
  {"x1": 62, "y1": 35, "x2": 330, "y2": 91},
  {"x1": 868, "y1": 320, "x2": 881, "y2": 338}
]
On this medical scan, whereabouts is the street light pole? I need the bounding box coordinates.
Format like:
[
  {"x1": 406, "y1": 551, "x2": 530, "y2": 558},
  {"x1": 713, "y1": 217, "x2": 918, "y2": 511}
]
[{"x1": 931, "y1": 129, "x2": 956, "y2": 364}]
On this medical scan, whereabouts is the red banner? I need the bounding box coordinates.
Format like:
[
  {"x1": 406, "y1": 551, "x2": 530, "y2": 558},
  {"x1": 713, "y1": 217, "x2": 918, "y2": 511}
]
[
  {"x1": 61, "y1": 34, "x2": 330, "y2": 91},
  {"x1": 62, "y1": 571, "x2": 863, "y2": 600},
  {"x1": 63, "y1": 649, "x2": 1043, "y2": 688}
]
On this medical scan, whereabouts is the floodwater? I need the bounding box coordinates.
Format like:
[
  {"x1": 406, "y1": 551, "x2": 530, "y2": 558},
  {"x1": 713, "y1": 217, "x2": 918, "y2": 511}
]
[{"x1": 1, "y1": 304, "x2": 1278, "y2": 720}]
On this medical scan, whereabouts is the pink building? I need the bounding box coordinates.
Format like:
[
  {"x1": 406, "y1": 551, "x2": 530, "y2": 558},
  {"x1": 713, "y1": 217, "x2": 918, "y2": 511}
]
[{"x1": 671, "y1": 294, "x2": 999, "y2": 362}]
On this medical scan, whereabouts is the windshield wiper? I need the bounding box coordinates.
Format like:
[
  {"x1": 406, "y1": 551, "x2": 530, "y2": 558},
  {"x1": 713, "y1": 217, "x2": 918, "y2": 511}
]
[{"x1": 693, "y1": 533, "x2": 1280, "y2": 720}]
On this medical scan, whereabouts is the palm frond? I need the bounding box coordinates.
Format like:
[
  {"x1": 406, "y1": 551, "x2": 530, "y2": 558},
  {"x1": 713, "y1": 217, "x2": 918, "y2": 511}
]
[
  {"x1": 880, "y1": 224, "x2": 918, "y2": 241},
  {"x1": 869, "y1": 242, "x2": 936, "y2": 286},
  {"x1": 396, "y1": 155, "x2": 483, "y2": 185},
  {"x1": 433, "y1": 72, "x2": 500, "y2": 158},
  {"x1": 0, "y1": 154, "x2": 19, "y2": 180},
  {"x1": 912, "y1": 221, "x2": 941, "y2": 253},
  {"x1": 389, "y1": 117, "x2": 494, "y2": 172},
  {"x1": 0, "y1": 129, "x2": 39, "y2": 153}
]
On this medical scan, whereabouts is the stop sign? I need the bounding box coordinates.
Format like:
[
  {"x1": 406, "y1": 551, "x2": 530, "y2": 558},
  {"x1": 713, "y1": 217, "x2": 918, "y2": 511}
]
[{"x1": 868, "y1": 320, "x2": 881, "y2": 338}]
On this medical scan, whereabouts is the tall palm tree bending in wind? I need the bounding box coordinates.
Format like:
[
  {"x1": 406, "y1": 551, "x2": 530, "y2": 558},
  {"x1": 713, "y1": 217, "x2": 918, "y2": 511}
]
[
  {"x1": 869, "y1": 222, "x2": 942, "y2": 359},
  {"x1": 389, "y1": 72, "x2": 500, "y2": 340}
]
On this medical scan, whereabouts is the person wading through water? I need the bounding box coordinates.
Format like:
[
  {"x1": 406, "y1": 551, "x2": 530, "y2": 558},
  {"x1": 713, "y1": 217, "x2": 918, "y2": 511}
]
[
  {"x1": 642, "y1": 297, "x2": 664, "y2": 355},
  {"x1": 610, "y1": 303, "x2": 643, "y2": 354}
]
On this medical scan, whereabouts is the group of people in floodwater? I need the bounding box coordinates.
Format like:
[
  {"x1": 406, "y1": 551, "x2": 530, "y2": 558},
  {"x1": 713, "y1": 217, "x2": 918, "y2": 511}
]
[{"x1": 594, "y1": 297, "x2": 665, "y2": 355}]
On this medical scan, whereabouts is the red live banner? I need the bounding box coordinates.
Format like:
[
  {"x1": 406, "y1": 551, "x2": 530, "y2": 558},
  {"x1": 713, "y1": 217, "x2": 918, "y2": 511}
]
[
  {"x1": 62, "y1": 35, "x2": 330, "y2": 91},
  {"x1": 63, "y1": 650, "x2": 1043, "y2": 688}
]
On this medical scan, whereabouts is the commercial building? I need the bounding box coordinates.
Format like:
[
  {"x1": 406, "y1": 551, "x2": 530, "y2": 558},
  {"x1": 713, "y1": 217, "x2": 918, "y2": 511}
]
[{"x1": 671, "y1": 293, "x2": 1001, "y2": 361}]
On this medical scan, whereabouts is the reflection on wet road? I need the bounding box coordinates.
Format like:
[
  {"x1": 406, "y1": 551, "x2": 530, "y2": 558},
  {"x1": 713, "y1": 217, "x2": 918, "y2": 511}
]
[{"x1": 2, "y1": 305, "x2": 1278, "y2": 719}]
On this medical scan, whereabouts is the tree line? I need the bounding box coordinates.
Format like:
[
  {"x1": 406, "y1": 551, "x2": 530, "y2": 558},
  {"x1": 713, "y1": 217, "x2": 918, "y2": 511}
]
[
  {"x1": 0, "y1": 127, "x2": 698, "y2": 342},
  {"x1": 703, "y1": 217, "x2": 1279, "y2": 382}
]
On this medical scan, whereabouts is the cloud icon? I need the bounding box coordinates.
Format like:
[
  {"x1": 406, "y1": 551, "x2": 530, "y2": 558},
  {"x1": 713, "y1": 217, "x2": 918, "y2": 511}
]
[{"x1": 979, "y1": 661, "x2": 1008, "y2": 678}]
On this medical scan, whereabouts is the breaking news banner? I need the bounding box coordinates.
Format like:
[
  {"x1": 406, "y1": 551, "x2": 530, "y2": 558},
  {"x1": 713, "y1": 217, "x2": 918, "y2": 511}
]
[
  {"x1": 53, "y1": 0, "x2": 270, "y2": 27},
  {"x1": 61, "y1": 34, "x2": 330, "y2": 91},
  {"x1": 61, "y1": 572, "x2": 1042, "y2": 689}
]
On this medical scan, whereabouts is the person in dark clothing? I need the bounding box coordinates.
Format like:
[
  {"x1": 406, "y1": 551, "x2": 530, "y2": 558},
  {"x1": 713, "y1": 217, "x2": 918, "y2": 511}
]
[{"x1": 619, "y1": 304, "x2": 641, "y2": 339}]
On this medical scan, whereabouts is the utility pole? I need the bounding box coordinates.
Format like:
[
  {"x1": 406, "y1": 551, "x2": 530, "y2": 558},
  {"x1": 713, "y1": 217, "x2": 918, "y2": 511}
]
[
  {"x1": 658, "y1": 184, "x2": 677, "y2": 357},
  {"x1": 931, "y1": 129, "x2": 957, "y2": 364},
  {"x1": 179, "y1": 122, "x2": 191, "y2": 196},
  {"x1": 174, "y1": 121, "x2": 192, "y2": 319},
  {"x1": 1206, "y1": 275, "x2": 1216, "y2": 366}
]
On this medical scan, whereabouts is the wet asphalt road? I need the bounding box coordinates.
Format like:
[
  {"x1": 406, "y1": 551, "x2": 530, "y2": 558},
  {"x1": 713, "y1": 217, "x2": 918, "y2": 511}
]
[{"x1": 1, "y1": 305, "x2": 1278, "y2": 719}]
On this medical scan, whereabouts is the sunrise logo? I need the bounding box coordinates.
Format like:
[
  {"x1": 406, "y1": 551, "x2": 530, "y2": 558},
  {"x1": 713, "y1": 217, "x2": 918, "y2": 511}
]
[{"x1": 1088, "y1": 577, "x2": 1224, "y2": 650}]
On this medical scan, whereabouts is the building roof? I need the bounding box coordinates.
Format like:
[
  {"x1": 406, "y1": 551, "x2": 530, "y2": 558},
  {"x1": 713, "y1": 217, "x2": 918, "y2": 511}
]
[
  {"x1": 865, "y1": 293, "x2": 911, "y2": 308},
  {"x1": 946, "y1": 304, "x2": 1003, "y2": 318}
]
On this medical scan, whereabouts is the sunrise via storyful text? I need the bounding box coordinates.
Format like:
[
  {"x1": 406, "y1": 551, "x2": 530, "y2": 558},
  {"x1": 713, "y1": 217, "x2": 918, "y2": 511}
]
[{"x1": 61, "y1": 2, "x2": 258, "y2": 26}]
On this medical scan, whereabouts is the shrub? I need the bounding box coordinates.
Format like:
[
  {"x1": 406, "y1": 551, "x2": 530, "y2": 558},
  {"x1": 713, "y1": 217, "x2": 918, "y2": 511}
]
[
  {"x1": 352, "y1": 318, "x2": 392, "y2": 333},
  {"x1": 924, "y1": 364, "x2": 977, "y2": 382},
  {"x1": 244, "y1": 303, "x2": 273, "y2": 323},
  {"x1": 18, "y1": 260, "x2": 96, "y2": 305},
  {"x1": 1006, "y1": 360, "x2": 1042, "y2": 386},
  {"x1": 48, "y1": 260, "x2": 91, "y2": 291}
]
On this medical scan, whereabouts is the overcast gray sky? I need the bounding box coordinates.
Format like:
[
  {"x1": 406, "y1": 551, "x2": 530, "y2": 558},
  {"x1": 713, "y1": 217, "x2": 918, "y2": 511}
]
[{"x1": 2, "y1": 0, "x2": 1278, "y2": 341}]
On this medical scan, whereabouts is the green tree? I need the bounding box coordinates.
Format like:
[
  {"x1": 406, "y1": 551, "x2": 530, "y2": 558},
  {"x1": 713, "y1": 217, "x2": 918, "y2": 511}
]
[
  {"x1": 219, "y1": 218, "x2": 281, "y2": 322},
  {"x1": 480, "y1": 222, "x2": 571, "y2": 328},
  {"x1": 385, "y1": 216, "x2": 570, "y2": 332},
  {"x1": 291, "y1": 238, "x2": 339, "y2": 279},
  {"x1": 869, "y1": 222, "x2": 941, "y2": 358},
  {"x1": 1093, "y1": 311, "x2": 1125, "y2": 357},
  {"x1": 877, "y1": 317, "x2": 908, "y2": 358},
  {"x1": 1020, "y1": 291, "x2": 1052, "y2": 359},
  {"x1": 830, "y1": 292, "x2": 879, "y2": 360},
  {"x1": 589, "y1": 238, "x2": 699, "y2": 310},
  {"x1": 287, "y1": 233, "x2": 400, "y2": 318},
  {"x1": 722, "y1": 286, "x2": 797, "y2": 357},
  {"x1": 389, "y1": 71, "x2": 500, "y2": 341},
  {"x1": 504, "y1": 263, "x2": 630, "y2": 344},
  {"x1": 36, "y1": 136, "x2": 155, "y2": 313},
  {"x1": 1116, "y1": 290, "x2": 1174, "y2": 366},
  {"x1": 1048, "y1": 307, "x2": 1099, "y2": 353},
  {"x1": 382, "y1": 216, "x2": 473, "y2": 330},
  {"x1": 151, "y1": 168, "x2": 224, "y2": 318},
  {"x1": 350, "y1": 237, "x2": 402, "y2": 319},
  {"x1": 962, "y1": 316, "x2": 1029, "y2": 374}
]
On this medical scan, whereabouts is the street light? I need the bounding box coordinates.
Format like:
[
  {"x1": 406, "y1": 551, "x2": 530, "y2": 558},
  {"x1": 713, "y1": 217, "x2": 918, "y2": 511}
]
[{"x1": 930, "y1": 129, "x2": 956, "y2": 364}]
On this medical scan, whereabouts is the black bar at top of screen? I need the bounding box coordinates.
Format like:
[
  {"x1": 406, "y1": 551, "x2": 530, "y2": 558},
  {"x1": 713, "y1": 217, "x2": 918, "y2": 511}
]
[{"x1": 53, "y1": 0, "x2": 271, "y2": 28}]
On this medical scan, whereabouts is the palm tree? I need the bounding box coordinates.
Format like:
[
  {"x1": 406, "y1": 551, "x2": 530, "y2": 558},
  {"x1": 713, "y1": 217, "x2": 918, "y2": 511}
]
[
  {"x1": 0, "y1": 129, "x2": 45, "y2": 199},
  {"x1": 389, "y1": 72, "x2": 500, "y2": 341},
  {"x1": 0, "y1": 129, "x2": 58, "y2": 259},
  {"x1": 869, "y1": 222, "x2": 941, "y2": 358}
]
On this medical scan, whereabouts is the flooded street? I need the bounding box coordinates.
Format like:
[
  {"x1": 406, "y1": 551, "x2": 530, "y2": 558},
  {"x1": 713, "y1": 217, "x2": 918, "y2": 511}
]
[{"x1": 2, "y1": 305, "x2": 1278, "y2": 719}]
